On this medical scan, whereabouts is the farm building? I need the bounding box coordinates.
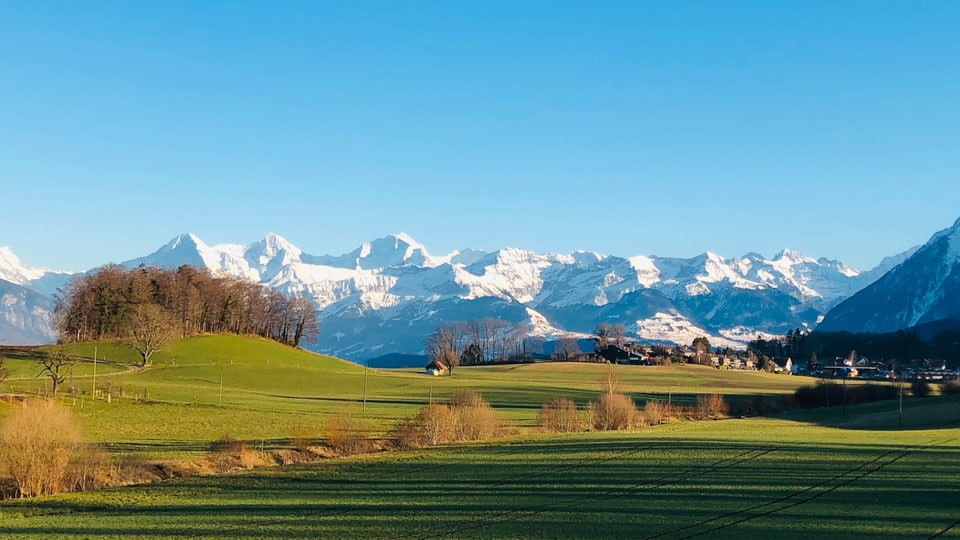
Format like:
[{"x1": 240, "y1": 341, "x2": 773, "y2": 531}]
[{"x1": 425, "y1": 361, "x2": 448, "y2": 376}]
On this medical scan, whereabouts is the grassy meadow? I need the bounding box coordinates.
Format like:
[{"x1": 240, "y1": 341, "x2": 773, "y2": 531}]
[
  {"x1": 2, "y1": 335, "x2": 959, "y2": 538},
  {"x1": 0, "y1": 418, "x2": 958, "y2": 539},
  {"x1": 1, "y1": 335, "x2": 816, "y2": 455}
]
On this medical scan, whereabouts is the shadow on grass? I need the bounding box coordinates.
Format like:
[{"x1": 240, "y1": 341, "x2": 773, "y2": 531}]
[{"x1": 3, "y1": 437, "x2": 959, "y2": 539}]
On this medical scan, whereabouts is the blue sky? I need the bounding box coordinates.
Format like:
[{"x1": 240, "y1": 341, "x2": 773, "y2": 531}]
[{"x1": 2, "y1": 1, "x2": 958, "y2": 271}]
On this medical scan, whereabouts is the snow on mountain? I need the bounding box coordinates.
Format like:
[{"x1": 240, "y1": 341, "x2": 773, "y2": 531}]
[
  {"x1": 0, "y1": 278, "x2": 57, "y2": 345},
  {"x1": 634, "y1": 311, "x2": 743, "y2": 350},
  {"x1": 819, "y1": 217, "x2": 960, "y2": 333},
  {"x1": 0, "y1": 246, "x2": 50, "y2": 284},
  {"x1": 2, "y1": 229, "x2": 915, "y2": 356},
  {"x1": 0, "y1": 246, "x2": 74, "y2": 297},
  {"x1": 112, "y1": 232, "x2": 909, "y2": 359}
]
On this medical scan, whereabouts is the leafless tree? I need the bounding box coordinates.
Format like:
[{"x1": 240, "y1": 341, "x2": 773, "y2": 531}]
[
  {"x1": 288, "y1": 296, "x2": 319, "y2": 348},
  {"x1": 611, "y1": 323, "x2": 626, "y2": 346},
  {"x1": 554, "y1": 335, "x2": 581, "y2": 361},
  {"x1": 128, "y1": 304, "x2": 176, "y2": 367},
  {"x1": 425, "y1": 321, "x2": 468, "y2": 366},
  {"x1": 37, "y1": 346, "x2": 77, "y2": 396},
  {"x1": 595, "y1": 324, "x2": 611, "y2": 348}
]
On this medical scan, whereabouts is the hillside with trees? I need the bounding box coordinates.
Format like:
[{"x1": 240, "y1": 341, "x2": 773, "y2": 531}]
[{"x1": 54, "y1": 264, "x2": 318, "y2": 364}]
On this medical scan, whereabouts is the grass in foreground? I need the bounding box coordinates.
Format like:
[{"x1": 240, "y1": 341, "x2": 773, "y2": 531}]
[{"x1": 0, "y1": 418, "x2": 958, "y2": 539}]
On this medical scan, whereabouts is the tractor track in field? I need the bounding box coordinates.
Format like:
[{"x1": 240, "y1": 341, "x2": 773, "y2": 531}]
[
  {"x1": 404, "y1": 445, "x2": 775, "y2": 540},
  {"x1": 930, "y1": 515, "x2": 960, "y2": 538},
  {"x1": 649, "y1": 438, "x2": 956, "y2": 540},
  {"x1": 285, "y1": 438, "x2": 663, "y2": 526}
]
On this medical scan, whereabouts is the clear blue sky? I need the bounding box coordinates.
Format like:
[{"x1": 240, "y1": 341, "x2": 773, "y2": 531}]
[{"x1": 2, "y1": 1, "x2": 958, "y2": 271}]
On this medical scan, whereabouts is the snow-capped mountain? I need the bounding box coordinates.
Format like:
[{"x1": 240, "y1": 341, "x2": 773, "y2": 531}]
[
  {"x1": 0, "y1": 246, "x2": 73, "y2": 297},
  {"x1": 0, "y1": 279, "x2": 57, "y2": 345},
  {"x1": 819, "y1": 217, "x2": 960, "y2": 333},
  {"x1": 116, "y1": 233, "x2": 906, "y2": 359},
  {"x1": 0, "y1": 247, "x2": 69, "y2": 344},
  {"x1": 0, "y1": 233, "x2": 913, "y2": 357}
]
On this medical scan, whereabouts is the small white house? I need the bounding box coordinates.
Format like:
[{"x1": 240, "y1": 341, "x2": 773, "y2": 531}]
[{"x1": 425, "y1": 361, "x2": 448, "y2": 376}]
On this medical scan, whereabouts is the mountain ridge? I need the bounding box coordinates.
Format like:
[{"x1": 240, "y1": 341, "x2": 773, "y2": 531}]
[
  {"x1": 819, "y1": 218, "x2": 960, "y2": 333},
  {"x1": 0, "y1": 233, "x2": 914, "y2": 356}
]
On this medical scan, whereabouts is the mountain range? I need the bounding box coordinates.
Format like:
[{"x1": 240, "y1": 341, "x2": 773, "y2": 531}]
[
  {"x1": 819, "y1": 217, "x2": 960, "y2": 334},
  {"x1": 1, "y1": 230, "x2": 924, "y2": 360}
]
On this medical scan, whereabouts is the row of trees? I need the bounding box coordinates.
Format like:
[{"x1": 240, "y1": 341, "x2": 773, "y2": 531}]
[
  {"x1": 424, "y1": 318, "x2": 544, "y2": 368},
  {"x1": 749, "y1": 327, "x2": 960, "y2": 368},
  {"x1": 55, "y1": 265, "x2": 319, "y2": 365}
]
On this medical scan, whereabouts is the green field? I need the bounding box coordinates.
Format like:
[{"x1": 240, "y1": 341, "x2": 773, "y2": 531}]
[
  {"x1": 2, "y1": 336, "x2": 959, "y2": 538},
  {"x1": 0, "y1": 419, "x2": 958, "y2": 539},
  {"x1": 1, "y1": 336, "x2": 817, "y2": 456}
]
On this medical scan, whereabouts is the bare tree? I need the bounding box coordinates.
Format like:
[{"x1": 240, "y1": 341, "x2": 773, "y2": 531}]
[
  {"x1": 128, "y1": 304, "x2": 176, "y2": 367},
  {"x1": 512, "y1": 322, "x2": 529, "y2": 360},
  {"x1": 611, "y1": 324, "x2": 626, "y2": 346},
  {"x1": 425, "y1": 321, "x2": 468, "y2": 368},
  {"x1": 595, "y1": 324, "x2": 611, "y2": 349},
  {"x1": 0, "y1": 352, "x2": 10, "y2": 386},
  {"x1": 288, "y1": 296, "x2": 319, "y2": 348},
  {"x1": 554, "y1": 335, "x2": 581, "y2": 361},
  {"x1": 37, "y1": 346, "x2": 77, "y2": 396}
]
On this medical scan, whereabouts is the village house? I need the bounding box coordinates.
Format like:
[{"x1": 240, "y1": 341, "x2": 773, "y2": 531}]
[{"x1": 424, "y1": 360, "x2": 448, "y2": 376}]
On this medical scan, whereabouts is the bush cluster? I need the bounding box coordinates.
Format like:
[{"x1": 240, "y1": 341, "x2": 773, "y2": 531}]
[
  {"x1": 537, "y1": 398, "x2": 581, "y2": 432},
  {"x1": 0, "y1": 400, "x2": 126, "y2": 499},
  {"x1": 794, "y1": 382, "x2": 899, "y2": 409},
  {"x1": 325, "y1": 406, "x2": 372, "y2": 456},
  {"x1": 588, "y1": 392, "x2": 638, "y2": 430},
  {"x1": 393, "y1": 390, "x2": 500, "y2": 449},
  {"x1": 695, "y1": 394, "x2": 729, "y2": 419}
]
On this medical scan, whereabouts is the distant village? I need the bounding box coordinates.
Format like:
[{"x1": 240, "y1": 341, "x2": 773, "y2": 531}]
[{"x1": 425, "y1": 320, "x2": 960, "y2": 382}]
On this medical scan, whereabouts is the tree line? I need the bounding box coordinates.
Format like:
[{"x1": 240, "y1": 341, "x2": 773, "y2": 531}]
[
  {"x1": 55, "y1": 264, "x2": 319, "y2": 364},
  {"x1": 749, "y1": 327, "x2": 960, "y2": 368},
  {"x1": 424, "y1": 318, "x2": 544, "y2": 368}
]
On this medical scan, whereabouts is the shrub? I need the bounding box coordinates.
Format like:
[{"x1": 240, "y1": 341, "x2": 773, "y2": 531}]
[
  {"x1": 537, "y1": 398, "x2": 581, "y2": 433},
  {"x1": 448, "y1": 388, "x2": 486, "y2": 409},
  {"x1": 393, "y1": 390, "x2": 501, "y2": 448},
  {"x1": 794, "y1": 385, "x2": 820, "y2": 409},
  {"x1": 421, "y1": 403, "x2": 457, "y2": 447},
  {"x1": 776, "y1": 393, "x2": 797, "y2": 411},
  {"x1": 591, "y1": 392, "x2": 636, "y2": 430},
  {"x1": 696, "y1": 394, "x2": 729, "y2": 419},
  {"x1": 449, "y1": 390, "x2": 499, "y2": 442},
  {"x1": 0, "y1": 400, "x2": 85, "y2": 498},
  {"x1": 940, "y1": 380, "x2": 960, "y2": 396},
  {"x1": 291, "y1": 421, "x2": 316, "y2": 453},
  {"x1": 208, "y1": 435, "x2": 244, "y2": 474},
  {"x1": 642, "y1": 400, "x2": 669, "y2": 426},
  {"x1": 911, "y1": 379, "x2": 932, "y2": 398},
  {"x1": 67, "y1": 444, "x2": 116, "y2": 493},
  {"x1": 325, "y1": 405, "x2": 370, "y2": 456},
  {"x1": 393, "y1": 403, "x2": 457, "y2": 449}
]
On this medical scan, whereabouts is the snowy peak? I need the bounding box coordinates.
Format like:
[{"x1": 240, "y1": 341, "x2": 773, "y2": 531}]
[
  {"x1": 0, "y1": 246, "x2": 48, "y2": 284},
  {"x1": 167, "y1": 233, "x2": 204, "y2": 251},
  {"x1": 773, "y1": 248, "x2": 814, "y2": 264},
  {"x1": 354, "y1": 233, "x2": 432, "y2": 269},
  {"x1": 0, "y1": 246, "x2": 73, "y2": 296},
  {"x1": 244, "y1": 233, "x2": 303, "y2": 276},
  {"x1": 130, "y1": 233, "x2": 214, "y2": 271}
]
